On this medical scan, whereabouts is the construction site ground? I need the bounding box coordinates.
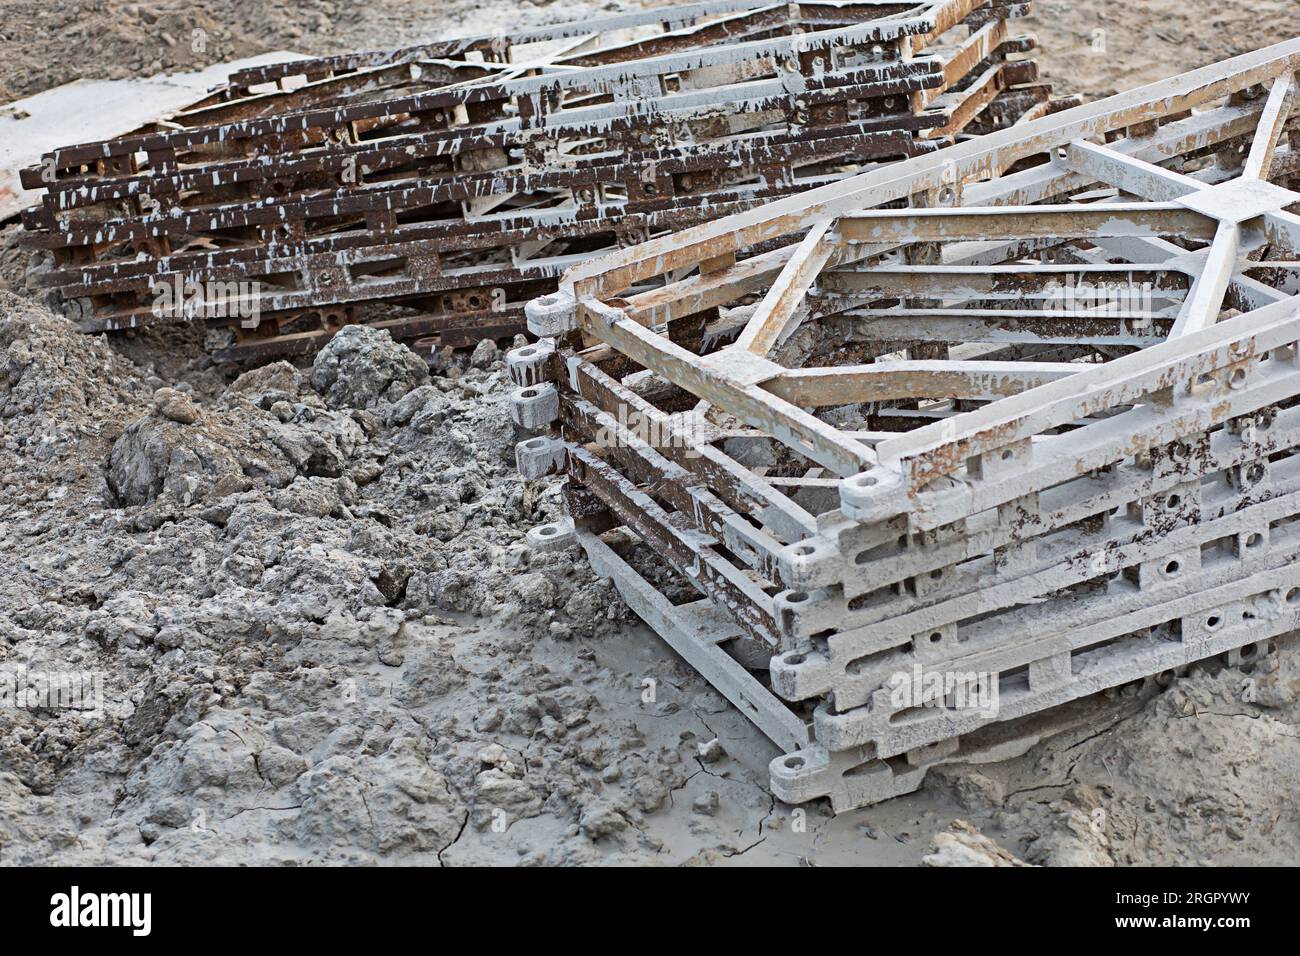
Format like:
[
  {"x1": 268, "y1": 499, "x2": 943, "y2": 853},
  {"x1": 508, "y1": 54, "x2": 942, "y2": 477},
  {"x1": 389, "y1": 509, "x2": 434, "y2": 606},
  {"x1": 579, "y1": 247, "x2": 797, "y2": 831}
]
[{"x1": 2, "y1": 0, "x2": 1300, "y2": 866}]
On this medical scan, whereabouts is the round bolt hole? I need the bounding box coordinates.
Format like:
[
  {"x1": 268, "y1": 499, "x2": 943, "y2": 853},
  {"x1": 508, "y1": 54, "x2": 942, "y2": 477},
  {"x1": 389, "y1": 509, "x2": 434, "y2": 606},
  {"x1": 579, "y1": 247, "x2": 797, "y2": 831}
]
[
  {"x1": 539, "y1": 526, "x2": 558, "y2": 536},
  {"x1": 1166, "y1": 494, "x2": 1181, "y2": 509},
  {"x1": 520, "y1": 389, "x2": 538, "y2": 398},
  {"x1": 525, "y1": 438, "x2": 545, "y2": 449},
  {"x1": 786, "y1": 592, "x2": 810, "y2": 604},
  {"x1": 785, "y1": 654, "x2": 806, "y2": 666},
  {"x1": 784, "y1": 756, "x2": 805, "y2": 770},
  {"x1": 929, "y1": 632, "x2": 943, "y2": 644},
  {"x1": 794, "y1": 544, "x2": 816, "y2": 556},
  {"x1": 1205, "y1": 614, "x2": 1223, "y2": 630},
  {"x1": 1164, "y1": 560, "x2": 1180, "y2": 575}
]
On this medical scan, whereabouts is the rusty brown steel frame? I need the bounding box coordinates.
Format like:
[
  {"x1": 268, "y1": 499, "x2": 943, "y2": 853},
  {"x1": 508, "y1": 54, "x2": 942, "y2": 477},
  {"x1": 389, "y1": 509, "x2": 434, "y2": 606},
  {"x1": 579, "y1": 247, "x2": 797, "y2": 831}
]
[
  {"x1": 18, "y1": 0, "x2": 1067, "y2": 361},
  {"x1": 512, "y1": 38, "x2": 1300, "y2": 810}
]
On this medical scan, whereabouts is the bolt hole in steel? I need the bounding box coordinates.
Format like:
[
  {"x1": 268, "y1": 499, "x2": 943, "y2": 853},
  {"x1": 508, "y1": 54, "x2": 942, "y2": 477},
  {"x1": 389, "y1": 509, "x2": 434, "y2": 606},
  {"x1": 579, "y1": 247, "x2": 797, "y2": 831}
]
[
  {"x1": 520, "y1": 389, "x2": 537, "y2": 398},
  {"x1": 795, "y1": 544, "x2": 816, "y2": 556},
  {"x1": 787, "y1": 592, "x2": 810, "y2": 603},
  {"x1": 1206, "y1": 614, "x2": 1223, "y2": 630},
  {"x1": 785, "y1": 654, "x2": 806, "y2": 666},
  {"x1": 539, "y1": 526, "x2": 558, "y2": 536},
  {"x1": 784, "y1": 756, "x2": 805, "y2": 770},
  {"x1": 1165, "y1": 559, "x2": 1180, "y2": 575}
]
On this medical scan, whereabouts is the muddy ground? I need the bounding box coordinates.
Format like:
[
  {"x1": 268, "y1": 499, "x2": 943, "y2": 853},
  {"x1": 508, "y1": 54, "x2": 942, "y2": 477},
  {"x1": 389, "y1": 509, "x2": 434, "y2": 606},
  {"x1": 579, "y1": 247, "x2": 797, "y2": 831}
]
[{"x1": 2, "y1": 1, "x2": 1299, "y2": 866}]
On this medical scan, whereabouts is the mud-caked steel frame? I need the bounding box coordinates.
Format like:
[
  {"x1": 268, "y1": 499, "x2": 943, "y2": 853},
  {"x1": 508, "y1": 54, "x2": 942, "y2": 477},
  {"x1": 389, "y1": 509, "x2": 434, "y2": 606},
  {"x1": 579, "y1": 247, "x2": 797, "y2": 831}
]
[
  {"x1": 20, "y1": 0, "x2": 1062, "y2": 360},
  {"x1": 514, "y1": 39, "x2": 1300, "y2": 810}
]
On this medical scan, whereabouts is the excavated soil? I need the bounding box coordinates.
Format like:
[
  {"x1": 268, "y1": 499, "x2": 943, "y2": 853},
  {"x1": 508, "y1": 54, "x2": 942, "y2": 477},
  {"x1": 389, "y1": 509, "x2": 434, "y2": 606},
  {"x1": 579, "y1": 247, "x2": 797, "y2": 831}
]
[{"x1": 2, "y1": 0, "x2": 1299, "y2": 866}]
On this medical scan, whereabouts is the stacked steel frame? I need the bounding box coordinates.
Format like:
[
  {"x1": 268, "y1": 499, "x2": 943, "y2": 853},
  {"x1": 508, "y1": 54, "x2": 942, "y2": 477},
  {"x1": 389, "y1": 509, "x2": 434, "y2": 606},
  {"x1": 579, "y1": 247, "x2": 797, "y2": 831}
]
[
  {"x1": 18, "y1": 0, "x2": 1070, "y2": 361},
  {"x1": 510, "y1": 40, "x2": 1300, "y2": 810}
]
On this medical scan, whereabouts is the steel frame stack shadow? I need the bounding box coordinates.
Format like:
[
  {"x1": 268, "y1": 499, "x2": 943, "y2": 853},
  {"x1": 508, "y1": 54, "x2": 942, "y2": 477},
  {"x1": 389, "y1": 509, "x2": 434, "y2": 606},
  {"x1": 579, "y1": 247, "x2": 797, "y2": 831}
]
[{"x1": 509, "y1": 40, "x2": 1300, "y2": 810}]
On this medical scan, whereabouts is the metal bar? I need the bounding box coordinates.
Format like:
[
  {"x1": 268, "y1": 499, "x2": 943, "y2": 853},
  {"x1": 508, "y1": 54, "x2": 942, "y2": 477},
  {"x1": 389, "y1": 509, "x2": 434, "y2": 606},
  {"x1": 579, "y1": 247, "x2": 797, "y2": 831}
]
[{"x1": 734, "y1": 219, "x2": 838, "y2": 355}]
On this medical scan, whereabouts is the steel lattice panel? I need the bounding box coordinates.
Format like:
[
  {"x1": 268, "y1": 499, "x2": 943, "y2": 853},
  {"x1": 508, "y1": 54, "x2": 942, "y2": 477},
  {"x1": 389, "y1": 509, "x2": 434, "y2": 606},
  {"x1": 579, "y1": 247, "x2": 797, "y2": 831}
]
[
  {"x1": 509, "y1": 39, "x2": 1300, "y2": 811},
  {"x1": 18, "y1": 0, "x2": 1068, "y2": 360}
]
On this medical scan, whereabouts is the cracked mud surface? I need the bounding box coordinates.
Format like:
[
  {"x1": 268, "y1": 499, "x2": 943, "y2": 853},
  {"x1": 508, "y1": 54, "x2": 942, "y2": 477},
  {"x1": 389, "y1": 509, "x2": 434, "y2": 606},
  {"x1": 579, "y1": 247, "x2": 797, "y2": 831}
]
[{"x1": 3, "y1": 0, "x2": 1300, "y2": 866}]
